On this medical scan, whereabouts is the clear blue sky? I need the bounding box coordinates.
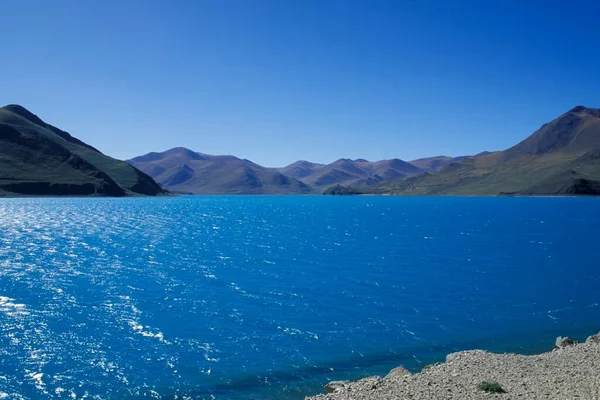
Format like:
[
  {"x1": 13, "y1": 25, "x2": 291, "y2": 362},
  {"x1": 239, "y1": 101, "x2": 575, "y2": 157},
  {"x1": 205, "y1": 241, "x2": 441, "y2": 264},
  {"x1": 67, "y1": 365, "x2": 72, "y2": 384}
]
[{"x1": 2, "y1": 0, "x2": 599, "y2": 166}]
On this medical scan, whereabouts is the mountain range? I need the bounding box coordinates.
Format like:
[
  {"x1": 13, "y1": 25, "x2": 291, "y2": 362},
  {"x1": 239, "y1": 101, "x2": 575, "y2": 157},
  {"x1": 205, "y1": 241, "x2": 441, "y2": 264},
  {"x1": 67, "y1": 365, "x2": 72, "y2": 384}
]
[
  {"x1": 128, "y1": 151, "x2": 430, "y2": 194},
  {"x1": 0, "y1": 105, "x2": 165, "y2": 197},
  {"x1": 372, "y1": 106, "x2": 600, "y2": 195},
  {"x1": 2, "y1": 104, "x2": 599, "y2": 196},
  {"x1": 128, "y1": 148, "x2": 311, "y2": 195},
  {"x1": 277, "y1": 158, "x2": 423, "y2": 188}
]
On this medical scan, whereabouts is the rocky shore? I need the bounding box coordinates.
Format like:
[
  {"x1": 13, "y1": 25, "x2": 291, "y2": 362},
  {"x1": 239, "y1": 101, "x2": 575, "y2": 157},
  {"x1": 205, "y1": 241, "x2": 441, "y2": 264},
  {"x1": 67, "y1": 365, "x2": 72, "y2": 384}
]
[{"x1": 307, "y1": 333, "x2": 600, "y2": 400}]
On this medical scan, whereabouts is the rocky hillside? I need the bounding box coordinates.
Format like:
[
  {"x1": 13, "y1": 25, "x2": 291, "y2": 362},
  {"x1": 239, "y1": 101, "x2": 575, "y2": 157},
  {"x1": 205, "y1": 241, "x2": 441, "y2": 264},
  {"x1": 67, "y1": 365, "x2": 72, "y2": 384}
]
[{"x1": 0, "y1": 105, "x2": 166, "y2": 197}]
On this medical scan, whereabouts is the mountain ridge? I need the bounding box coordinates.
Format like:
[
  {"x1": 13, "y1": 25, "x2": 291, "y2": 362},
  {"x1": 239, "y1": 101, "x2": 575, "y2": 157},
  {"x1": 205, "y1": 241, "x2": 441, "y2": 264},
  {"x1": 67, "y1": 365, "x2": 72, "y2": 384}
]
[
  {"x1": 4, "y1": 104, "x2": 598, "y2": 197},
  {"x1": 0, "y1": 104, "x2": 166, "y2": 197},
  {"x1": 276, "y1": 157, "x2": 423, "y2": 188},
  {"x1": 373, "y1": 106, "x2": 600, "y2": 196},
  {"x1": 131, "y1": 149, "x2": 428, "y2": 194},
  {"x1": 129, "y1": 148, "x2": 313, "y2": 194}
]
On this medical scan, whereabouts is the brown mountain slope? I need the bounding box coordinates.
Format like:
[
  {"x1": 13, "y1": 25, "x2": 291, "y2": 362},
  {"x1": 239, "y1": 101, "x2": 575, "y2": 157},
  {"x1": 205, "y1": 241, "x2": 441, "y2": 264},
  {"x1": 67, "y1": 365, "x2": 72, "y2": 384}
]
[
  {"x1": 409, "y1": 156, "x2": 454, "y2": 172},
  {"x1": 374, "y1": 106, "x2": 600, "y2": 195},
  {"x1": 276, "y1": 160, "x2": 325, "y2": 180},
  {"x1": 279, "y1": 158, "x2": 423, "y2": 188},
  {"x1": 129, "y1": 148, "x2": 312, "y2": 194},
  {"x1": 409, "y1": 155, "x2": 478, "y2": 173}
]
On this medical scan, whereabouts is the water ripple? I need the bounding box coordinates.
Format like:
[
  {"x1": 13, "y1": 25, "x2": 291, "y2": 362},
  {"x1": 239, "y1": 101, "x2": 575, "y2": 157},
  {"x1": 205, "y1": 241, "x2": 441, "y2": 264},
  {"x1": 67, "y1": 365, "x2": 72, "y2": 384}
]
[{"x1": 0, "y1": 196, "x2": 599, "y2": 399}]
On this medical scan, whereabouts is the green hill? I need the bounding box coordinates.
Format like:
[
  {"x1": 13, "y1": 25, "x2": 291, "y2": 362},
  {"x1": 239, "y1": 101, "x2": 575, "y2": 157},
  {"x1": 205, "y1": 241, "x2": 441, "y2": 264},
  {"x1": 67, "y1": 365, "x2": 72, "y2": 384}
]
[
  {"x1": 374, "y1": 106, "x2": 600, "y2": 195},
  {"x1": 0, "y1": 105, "x2": 166, "y2": 197},
  {"x1": 323, "y1": 184, "x2": 364, "y2": 195}
]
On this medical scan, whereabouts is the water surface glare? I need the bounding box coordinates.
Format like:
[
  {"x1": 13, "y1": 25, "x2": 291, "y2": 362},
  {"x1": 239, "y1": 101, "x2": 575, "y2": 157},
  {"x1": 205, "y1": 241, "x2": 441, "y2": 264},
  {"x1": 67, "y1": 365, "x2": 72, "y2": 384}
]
[{"x1": 0, "y1": 196, "x2": 599, "y2": 399}]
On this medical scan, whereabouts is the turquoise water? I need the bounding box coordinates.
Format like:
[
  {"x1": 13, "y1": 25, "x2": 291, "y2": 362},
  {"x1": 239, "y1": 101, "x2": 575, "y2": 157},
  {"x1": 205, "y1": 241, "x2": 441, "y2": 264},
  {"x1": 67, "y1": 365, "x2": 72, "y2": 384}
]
[{"x1": 0, "y1": 196, "x2": 599, "y2": 399}]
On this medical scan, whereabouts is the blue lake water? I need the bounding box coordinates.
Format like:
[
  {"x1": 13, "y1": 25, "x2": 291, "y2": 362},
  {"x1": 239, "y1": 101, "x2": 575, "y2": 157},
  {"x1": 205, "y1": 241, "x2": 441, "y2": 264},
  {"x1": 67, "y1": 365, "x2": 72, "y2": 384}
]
[{"x1": 0, "y1": 196, "x2": 599, "y2": 399}]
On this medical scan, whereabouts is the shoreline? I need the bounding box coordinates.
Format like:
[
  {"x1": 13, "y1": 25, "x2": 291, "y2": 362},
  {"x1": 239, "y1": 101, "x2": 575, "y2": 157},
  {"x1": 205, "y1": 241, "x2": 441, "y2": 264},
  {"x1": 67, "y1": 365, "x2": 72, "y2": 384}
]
[
  {"x1": 306, "y1": 333, "x2": 600, "y2": 399},
  {"x1": 2, "y1": 192, "x2": 600, "y2": 198}
]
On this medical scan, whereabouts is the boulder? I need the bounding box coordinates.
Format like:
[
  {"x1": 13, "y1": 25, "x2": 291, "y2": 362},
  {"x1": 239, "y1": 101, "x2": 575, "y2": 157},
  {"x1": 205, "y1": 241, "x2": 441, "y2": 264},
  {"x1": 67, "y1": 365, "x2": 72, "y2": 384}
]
[
  {"x1": 385, "y1": 366, "x2": 412, "y2": 379},
  {"x1": 555, "y1": 336, "x2": 576, "y2": 348},
  {"x1": 325, "y1": 380, "x2": 349, "y2": 393},
  {"x1": 586, "y1": 333, "x2": 600, "y2": 344}
]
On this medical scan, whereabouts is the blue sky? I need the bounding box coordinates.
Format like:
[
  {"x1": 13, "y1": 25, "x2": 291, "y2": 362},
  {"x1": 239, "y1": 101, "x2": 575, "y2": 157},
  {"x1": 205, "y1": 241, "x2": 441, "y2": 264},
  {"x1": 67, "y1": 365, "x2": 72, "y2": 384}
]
[{"x1": 2, "y1": 0, "x2": 599, "y2": 166}]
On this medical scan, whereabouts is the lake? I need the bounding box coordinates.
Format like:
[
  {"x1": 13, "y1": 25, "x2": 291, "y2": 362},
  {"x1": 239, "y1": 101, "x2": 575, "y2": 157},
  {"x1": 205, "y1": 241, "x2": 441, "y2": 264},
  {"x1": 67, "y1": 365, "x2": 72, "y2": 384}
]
[{"x1": 0, "y1": 196, "x2": 599, "y2": 399}]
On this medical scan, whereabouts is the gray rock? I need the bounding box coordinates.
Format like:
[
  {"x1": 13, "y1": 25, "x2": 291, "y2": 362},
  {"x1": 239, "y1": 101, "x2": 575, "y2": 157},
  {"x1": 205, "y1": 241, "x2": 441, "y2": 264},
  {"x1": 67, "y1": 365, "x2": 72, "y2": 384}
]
[
  {"x1": 385, "y1": 366, "x2": 411, "y2": 379},
  {"x1": 356, "y1": 376, "x2": 382, "y2": 390},
  {"x1": 325, "y1": 381, "x2": 349, "y2": 393},
  {"x1": 586, "y1": 333, "x2": 600, "y2": 344},
  {"x1": 422, "y1": 362, "x2": 441, "y2": 372},
  {"x1": 446, "y1": 352, "x2": 461, "y2": 362},
  {"x1": 307, "y1": 334, "x2": 600, "y2": 400},
  {"x1": 555, "y1": 336, "x2": 576, "y2": 348}
]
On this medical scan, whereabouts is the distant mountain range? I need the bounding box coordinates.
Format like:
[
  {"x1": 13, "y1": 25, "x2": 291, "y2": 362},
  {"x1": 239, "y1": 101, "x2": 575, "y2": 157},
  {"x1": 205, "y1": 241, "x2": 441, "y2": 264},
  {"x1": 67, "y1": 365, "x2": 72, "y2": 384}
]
[
  {"x1": 373, "y1": 106, "x2": 600, "y2": 195},
  {"x1": 128, "y1": 148, "x2": 312, "y2": 194},
  {"x1": 128, "y1": 150, "x2": 431, "y2": 194},
  {"x1": 2, "y1": 104, "x2": 599, "y2": 197},
  {"x1": 0, "y1": 105, "x2": 166, "y2": 197},
  {"x1": 128, "y1": 106, "x2": 600, "y2": 196},
  {"x1": 277, "y1": 158, "x2": 423, "y2": 188}
]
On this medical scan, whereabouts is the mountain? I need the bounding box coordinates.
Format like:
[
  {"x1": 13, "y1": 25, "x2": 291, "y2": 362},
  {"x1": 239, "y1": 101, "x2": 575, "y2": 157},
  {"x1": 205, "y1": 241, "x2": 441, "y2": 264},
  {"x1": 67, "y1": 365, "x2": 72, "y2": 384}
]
[
  {"x1": 409, "y1": 155, "x2": 471, "y2": 173},
  {"x1": 0, "y1": 105, "x2": 166, "y2": 197},
  {"x1": 409, "y1": 152, "x2": 494, "y2": 173},
  {"x1": 375, "y1": 106, "x2": 600, "y2": 195},
  {"x1": 356, "y1": 158, "x2": 423, "y2": 181},
  {"x1": 128, "y1": 147, "x2": 312, "y2": 194},
  {"x1": 277, "y1": 160, "x2": 325, "y2": 180},
  {"x1": 131, "y1": 150, "x2": 424, "y2": 194},
  {"x1": 409, "y1": 156, "x2": 454, "y2": 172},
  {"x1": 278, "y1": 158, "x2": 423, "y2": 188}
]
